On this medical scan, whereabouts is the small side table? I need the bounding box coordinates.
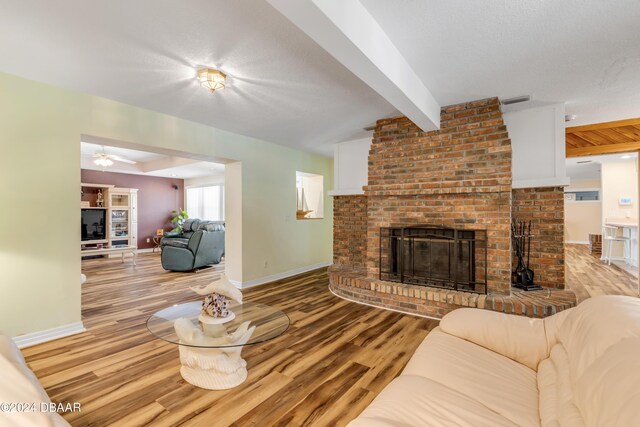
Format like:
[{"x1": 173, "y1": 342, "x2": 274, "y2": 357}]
[{"x1": 153, "y1": 236, "x2": 163, "y2": 253}]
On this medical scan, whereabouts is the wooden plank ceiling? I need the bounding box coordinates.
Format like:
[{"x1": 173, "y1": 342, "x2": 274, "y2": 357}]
[{"x1": 566, "y1": 118, "x2": 640, "y2": 157}]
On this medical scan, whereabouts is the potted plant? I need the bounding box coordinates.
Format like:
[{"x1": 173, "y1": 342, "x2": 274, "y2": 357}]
[{"x1": 170, "y1": 209, "x2": 189, "y2": 233}]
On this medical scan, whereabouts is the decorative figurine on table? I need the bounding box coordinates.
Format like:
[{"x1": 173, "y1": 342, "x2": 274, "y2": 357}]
[
  {"x1": 96, "y1": 189, "x2": 104, "y2": 207},
  {"x1": 190, "y1": 273, "x2": 243, "y2": 323},
  {"x1": 173, "y1": 274, "x2": 255, "y2": 390}
]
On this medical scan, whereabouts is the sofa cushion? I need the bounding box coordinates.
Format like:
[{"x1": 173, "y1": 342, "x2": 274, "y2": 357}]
[
  {"x1": 0, "y1": 335, "x2": 70, "y2": 426},
  {"x1": 403, "y1": 328, "x2": 540, "y2": 427},
  {"x1": 348, "y1": 374, "x2": 517, "y2": 427},
  {"x1": 182, "y1": 219, "x2": 196, "y2": 232},
  {"x1": 0, "y1": 335, "x2": 50, "y2": 404},
  {"x1": 0, "y1": 333, "x2": 26, "y2": 365},
  {"x1": 199, "y1": 221, "x2": 224, "y2": 232},
  {"x1": 557, "y1": 295, "x2": 640, "y2": 382},
  {"x1": 574, "y1": 337, "x2": 640, "y2": 427},
  {"x1": 0, "y1": 355, "x2": 54, "y2": 427},
  {"x1": 440, "y1": 308, "x2": 549, "y2": 370},
  {"x1": 537, "y1": 357, "x2": 558, "y2": 427},
  {"x1": 537, "y1": 344, "x2": 585, "y2": 427}
]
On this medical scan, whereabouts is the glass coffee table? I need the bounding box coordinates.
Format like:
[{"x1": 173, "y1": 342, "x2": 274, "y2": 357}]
[{"x1": 147, "y1": 301, "x2": 289, "y2": 390}]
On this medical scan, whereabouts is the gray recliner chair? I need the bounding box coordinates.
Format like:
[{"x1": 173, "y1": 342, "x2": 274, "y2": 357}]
[{"x1": 160, "y1": 220, "x2": 225, "y2": 272}]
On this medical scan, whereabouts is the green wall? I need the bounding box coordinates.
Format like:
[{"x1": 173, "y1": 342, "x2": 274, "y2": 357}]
[{"x1": 0, "y1": 72, "x2": 333, "y2": 338}]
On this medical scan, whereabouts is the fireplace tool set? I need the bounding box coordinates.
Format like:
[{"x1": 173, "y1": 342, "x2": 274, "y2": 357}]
[{"x1": 511, "y1": 220, "x2": 542, "y2": 291}]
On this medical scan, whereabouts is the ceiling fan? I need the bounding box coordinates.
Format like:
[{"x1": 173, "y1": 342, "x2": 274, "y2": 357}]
[{"x1": 92, "y1": 151, "x2": 137, "y2": 167}]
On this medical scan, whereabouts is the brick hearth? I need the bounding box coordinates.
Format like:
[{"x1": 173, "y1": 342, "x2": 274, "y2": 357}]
[{"x1": 329, "y1": 265, "x2": 576, "y2": 319}]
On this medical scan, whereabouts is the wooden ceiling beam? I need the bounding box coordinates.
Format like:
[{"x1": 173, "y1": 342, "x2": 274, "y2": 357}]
[
  {"x1": 566, "y1": 117, "x2": 640, "y2": 133},
  {"x1": 566, "y1": 133, "x2": 598, "y2": 148},
  {"x1": 574, "y1": 130, "x2": 620, "y2": 145},
  {"x1": 612, "y1": 126, "x2": 640, "y2": 140},
  {"x1": 598, "y1": 128, "x2": 634, "y2": 144},
  {"x1": 566, "y1": 140, "x2": 640, "y2": 157}
]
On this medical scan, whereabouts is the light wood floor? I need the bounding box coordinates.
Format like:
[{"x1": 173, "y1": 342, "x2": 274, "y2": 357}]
[
  {"x1": 565, "y1": 244, "x2": 639, "y2": 303},
  {"x1": 23, "y1": 245, "x2": 639, "y2": 426},
  {"x1": 23, "y1": 255, "x2": 437, "y2": 426}
]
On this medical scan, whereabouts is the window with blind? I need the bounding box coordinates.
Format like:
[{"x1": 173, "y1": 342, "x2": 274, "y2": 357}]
[{"x1": 186, "y1": 185, "x2": 224, "y2": 221}]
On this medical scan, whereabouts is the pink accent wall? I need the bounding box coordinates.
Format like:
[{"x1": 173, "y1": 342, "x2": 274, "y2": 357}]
[{"x1": 81, "y1": 170, "x2": 185, "y2": 249}]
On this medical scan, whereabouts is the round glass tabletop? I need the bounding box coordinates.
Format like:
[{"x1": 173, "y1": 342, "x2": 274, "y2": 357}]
[{"x1": 146, "y1": 301, "x2": 290, "y2": 348}]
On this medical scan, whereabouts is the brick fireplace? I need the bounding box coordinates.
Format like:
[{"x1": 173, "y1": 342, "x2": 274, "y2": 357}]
[{"x1": 330, "y1": 98, "x2": 576, "y2": 318}]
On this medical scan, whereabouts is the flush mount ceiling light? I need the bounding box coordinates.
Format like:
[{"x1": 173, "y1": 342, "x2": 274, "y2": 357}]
[{"x1": 197, "y1": 68, "x2": 226, "y2": 93}]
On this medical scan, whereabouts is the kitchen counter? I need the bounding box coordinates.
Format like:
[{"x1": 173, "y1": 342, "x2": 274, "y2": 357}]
[{"x1": 604, "y1": 219, "x2": 638, "y2": 268}]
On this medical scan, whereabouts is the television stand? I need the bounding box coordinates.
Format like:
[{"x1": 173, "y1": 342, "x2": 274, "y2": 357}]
[{"x1": 81, "y1": 245, "x2": 137, "y2": 265}]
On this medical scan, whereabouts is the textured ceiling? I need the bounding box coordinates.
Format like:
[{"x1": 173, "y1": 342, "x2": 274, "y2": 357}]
[
  {"x1": 1, "y1": 1, "x2": 639, "y2": 157},
  {"x1": 362, "y1": 0, "x2": 640, "y2": 127},
  {"x1": 0, "y1": 0, "x2": 397, "y2": 157},
  {"x1": 565, "y1": 152, "x2": 636, "y2": 181}
]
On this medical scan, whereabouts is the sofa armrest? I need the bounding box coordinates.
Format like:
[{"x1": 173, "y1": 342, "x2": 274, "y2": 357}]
[
  {"x1": 161, "y1": 239, "x2": 189, "y2": 249},
  {"x1": 541, "y1": 306, "x2": 574, "y2": 350},
  {"x1": 187, "y1": 230, "x2": 204, "y2": 253},
  {"x1": 440, "y1": 308, "x2": 549, "y2": 370},
  {"x1": 163, "y1": 231, "x2": 183, "y2": 238},
  {"x1": 160, "y1": 245, "x2": 195, "y2": 271}
]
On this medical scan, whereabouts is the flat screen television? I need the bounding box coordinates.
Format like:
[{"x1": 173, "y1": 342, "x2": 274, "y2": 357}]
[{"x1": 81, "y1": 209, "x2": 106, "y2": 241}]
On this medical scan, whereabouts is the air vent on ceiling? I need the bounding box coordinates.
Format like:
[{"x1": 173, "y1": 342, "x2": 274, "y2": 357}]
[
  {"x1": 363, "y1": 125, "x2": 376, "y2": 131},
  {"x1": 576, "y1": 160, "x2": 592, "y2": 164},
  {"x1": 500, "y1": 95, "x2": 531, "y2": 106}
]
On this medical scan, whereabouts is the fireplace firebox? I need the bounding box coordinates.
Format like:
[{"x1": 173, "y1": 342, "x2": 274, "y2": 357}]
[{"x1": 380, "y1": 225, "x2": 488, "y2": 294}]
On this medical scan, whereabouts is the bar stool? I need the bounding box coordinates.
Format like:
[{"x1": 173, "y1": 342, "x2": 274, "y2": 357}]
[{"x1": 601, "y1": 225, "x2": 630, "y2": 265}]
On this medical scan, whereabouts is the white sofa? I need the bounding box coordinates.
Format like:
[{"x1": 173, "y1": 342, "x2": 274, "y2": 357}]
[
  {"x1": 0, "y1": 335, "x2": 70, "y2": 427},
  {"x1": 349, "y1": 295, "x2": 640, "y2": 427}
]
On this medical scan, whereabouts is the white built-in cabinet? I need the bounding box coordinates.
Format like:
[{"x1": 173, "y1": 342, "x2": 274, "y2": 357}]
[
  {"x1": 81, "y1": 183, "x2": 138, "y2": 249},
  {"x1": 108, "y1": 188, "x2": 138, "y2": 248}
]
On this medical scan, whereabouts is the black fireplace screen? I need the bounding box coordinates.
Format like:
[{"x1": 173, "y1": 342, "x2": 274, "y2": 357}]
[{"x1": 379, "y1": 225, "x2": 488, "y2": 294}]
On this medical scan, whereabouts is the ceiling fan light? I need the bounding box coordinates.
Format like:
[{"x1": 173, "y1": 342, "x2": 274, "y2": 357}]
[
  {"x1": 197, "y1": 68, "x2": 226, "y2": 92},
  {"x1": 94, "y1": 157, "x2": 113, "y2": 167}
]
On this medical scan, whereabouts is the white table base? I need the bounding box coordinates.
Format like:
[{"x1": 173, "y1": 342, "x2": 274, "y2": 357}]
[{"x1": 178, "y1": 344, "x2": 248, "y2": 390}]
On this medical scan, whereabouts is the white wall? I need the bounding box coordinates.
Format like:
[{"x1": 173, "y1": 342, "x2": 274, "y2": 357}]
[
  {"x1": 301, "y1": 174, "x2": 324, "y2": 218},
  {"x1": 184, "y1": 173, "x2": 225, "y2": 188},
  {"x1": 503, "y1": 103, "x2": 570, "y2": 189},
  {"x1": 330, "y1": 137, "x2": 371, "y2": 195},
  {"x1": 601, "y1": 159, "x2": 638, "y2": 260},
  {"x1": 0, "y1": 72, "x2": 333, "y2": 340},
  {"x1": 331, "y1": 104, "x2": 570, "y2": 196},
  {"x1": 601, "y1": 159, "x2": 638, "y2": 222},
  {"x1": 565, "y1": 179, "x2": 602, "y2": 243}
]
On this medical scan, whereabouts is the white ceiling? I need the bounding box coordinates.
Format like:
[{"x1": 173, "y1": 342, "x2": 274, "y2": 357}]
[
  {"x1": 362, "y1": 0, "x2": 640, "y2": 126},
  {"x1": 566, "y1": 152, "x2": 637, "y2": 181},
  {"x1": 81, "y1": 142, "x2": 225, "y2": 179},
  {"x1": 1, "y1": 1, "x2": 639, "y2": 157},
  {"x1": 0, "y1": 0, "x2": 396, "y2": 157}
]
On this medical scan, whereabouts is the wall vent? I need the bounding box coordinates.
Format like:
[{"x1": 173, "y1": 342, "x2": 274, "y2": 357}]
[{"x1": 501, "y1": 95, "x2": 531, "y2": 106}]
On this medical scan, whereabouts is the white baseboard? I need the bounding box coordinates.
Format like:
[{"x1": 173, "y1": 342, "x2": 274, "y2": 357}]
[
  {"x1": 12, "y1": 322, "x2": 86, "y2": 349},
  {"x1": 231, "y1": 262, "x2": 332, "y2": 289},
  {"x1": 566, "y1": 241, "x2": 589, "y2": 245}
]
